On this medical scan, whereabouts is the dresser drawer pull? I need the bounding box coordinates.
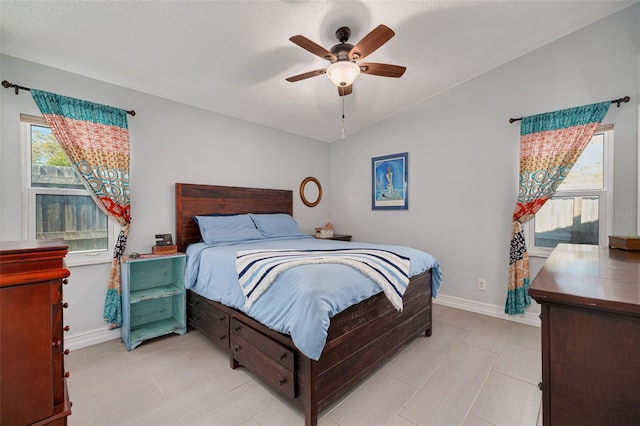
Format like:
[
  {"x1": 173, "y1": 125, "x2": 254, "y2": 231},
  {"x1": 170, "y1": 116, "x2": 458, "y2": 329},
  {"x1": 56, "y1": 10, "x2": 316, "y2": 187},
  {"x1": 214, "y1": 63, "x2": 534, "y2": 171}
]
[
  {"x1": 64, "y1": 371, "x2": 70, "y2": 378},
  {"x1": 279, "y1": 378, "x2": 286, "y2": 386},
  {"x1": 279, "y1": 353, "x2": 286, "y2": 361},
  {"x1": 62, "y1": 279, "x2": 69, "y2": 285},
  {"x1": 52, "y1": 340, "x2": 61, "y2": 348},
  {"x1": 62, "y1": 302, "x2": 69, "y2": 309},
  {"x1": 234, "y1": 345, "x2": 241, "y2": 353},
  {"x1": 64, "y1": 325, "x2": 70, "y2": 332},
  {"x1": 219, "y1": 335, "x2": 226, "y2": 341},
  {"x1": 219, "y1": 316, "x2": 226, "y2": 322},
  {"x1": 538, "y1": 382, "x2": 543, "y2": 391},
  {"x1": 64, "y1": 349, "x2": 70, "y2": 355},
  {"x1": 234, "y1": 326, "x2": 241, "y2": 332}
]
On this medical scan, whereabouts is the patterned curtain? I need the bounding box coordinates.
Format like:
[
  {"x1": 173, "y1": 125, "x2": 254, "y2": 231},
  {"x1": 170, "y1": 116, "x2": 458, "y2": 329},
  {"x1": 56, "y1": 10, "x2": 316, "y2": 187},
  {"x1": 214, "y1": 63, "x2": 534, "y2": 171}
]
[
  {"x1": 31, "y1": 90, "x2": 131, "y2": 328},
  {"x1": 506, "y1": 101, "x2": 610, "y2": 314}
]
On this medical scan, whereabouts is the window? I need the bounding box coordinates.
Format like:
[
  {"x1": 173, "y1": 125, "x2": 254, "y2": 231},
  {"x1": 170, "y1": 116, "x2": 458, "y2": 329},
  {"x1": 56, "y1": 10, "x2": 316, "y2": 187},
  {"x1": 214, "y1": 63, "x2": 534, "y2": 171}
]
[
  {"x1": 527, "y1": 125, "x2": 613, "y2": 256},
  {"x1": 21, "y1": 114, "x2": 115, "y2": 265}
]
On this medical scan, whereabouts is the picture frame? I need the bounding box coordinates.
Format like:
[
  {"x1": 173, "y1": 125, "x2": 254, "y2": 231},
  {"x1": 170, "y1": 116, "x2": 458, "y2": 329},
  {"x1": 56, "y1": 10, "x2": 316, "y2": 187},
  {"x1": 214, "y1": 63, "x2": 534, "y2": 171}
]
[{"x1": 372, "y1": 152, "x2": 408, "y2": 210}]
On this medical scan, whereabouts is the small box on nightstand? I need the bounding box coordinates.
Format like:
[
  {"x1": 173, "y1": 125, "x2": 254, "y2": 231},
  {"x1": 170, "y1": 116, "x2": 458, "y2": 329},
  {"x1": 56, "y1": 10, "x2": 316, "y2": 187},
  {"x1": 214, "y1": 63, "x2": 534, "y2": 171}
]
[
  {"x1": 152, "y1": 244, "x2": 177, "y2": 254},
  {"x1": 608, "y1": 235, "x2": 640, "y2": 250}
]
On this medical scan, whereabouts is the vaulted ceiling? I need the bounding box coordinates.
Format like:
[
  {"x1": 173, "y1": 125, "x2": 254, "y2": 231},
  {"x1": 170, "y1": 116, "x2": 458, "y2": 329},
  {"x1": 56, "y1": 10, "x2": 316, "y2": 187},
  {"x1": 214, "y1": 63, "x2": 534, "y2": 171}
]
[{"x1": 1, "y1": 1, "x2": 635, "y2": 142}]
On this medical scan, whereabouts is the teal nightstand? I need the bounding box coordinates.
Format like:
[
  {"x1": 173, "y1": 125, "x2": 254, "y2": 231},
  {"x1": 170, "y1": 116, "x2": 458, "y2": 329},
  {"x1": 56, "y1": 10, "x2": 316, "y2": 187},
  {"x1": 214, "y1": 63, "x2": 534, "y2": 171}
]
[{"x1": 120, "y1": 253, "x2": 187, "y2": 350}]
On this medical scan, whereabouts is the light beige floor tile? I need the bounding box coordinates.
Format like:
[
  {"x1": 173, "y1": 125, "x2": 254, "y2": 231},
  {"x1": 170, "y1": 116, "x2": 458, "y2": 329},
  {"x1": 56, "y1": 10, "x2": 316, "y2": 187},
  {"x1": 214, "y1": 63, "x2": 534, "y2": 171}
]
[
  {"x1": 69, "y1": 376, "x2": 163, "y2": 425},
  {"x1": 441, "y1": 308, "x2": 480, "y2": 331},
  {"x1": 470, "y1": 372, "x2": 541, "y2": 426},
  {"x1": 109, "y1": 379, "x2": 224, "y2": 426},
  {"x1": 463, "y1": 315, "x2": 512, "y2": 353},
  {"x1": 400, "y1": 371, "x2": 480, "y2": 426},
  {"x1": 463, "y1": 414, "x2": 495, "y2": 426},
  {"x1": 387, "y1": 414, "x2": 419, "y2": 425},
  {"x1": 494, "y1": 342, "x2": 541, "y2": 386},
  {"x1": 181, "y1": 381, "x2": 277, "y2": 425},
  {"x1": 209, "y1": 364, "x2": 253, "y2": 392},
  {"x1": 253, "y1": 400, "x2": 304, "y2": 425},
  {"x1": 90, "y1": 347, "x2": 191, "y2": 394},
  {"x1": 383, "y1": 337, "x2": 448, "y2": 387},
  {"x1": 438, "y1": 343, "x2": 498, "y2": 388},
  {"x1": 240, "y1": 417, "x2": 262, "y2": 426},
  {"x1": 505, "y1": 322, "x2": 541, "y2": 351},
  {"x1": 424, "y1": 322, "x2": 467, "y2": 354},
  {"x1": 431, "y1": 303, "x2": 455, "y2": 326},
  {"x1": 327, "y1": 370, "x2": 417, "y2": 426}
]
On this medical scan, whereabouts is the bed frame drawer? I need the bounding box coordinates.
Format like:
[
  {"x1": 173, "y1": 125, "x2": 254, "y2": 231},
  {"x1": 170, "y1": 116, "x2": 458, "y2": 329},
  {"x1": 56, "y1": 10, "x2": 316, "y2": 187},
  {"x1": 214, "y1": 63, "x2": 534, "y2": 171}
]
[
  {"x1": 187, "y1": 294, "x2": 229, "y2": 350},
  {"x1": 230, "y1": 318, "x2": 296, "y2": 398}
]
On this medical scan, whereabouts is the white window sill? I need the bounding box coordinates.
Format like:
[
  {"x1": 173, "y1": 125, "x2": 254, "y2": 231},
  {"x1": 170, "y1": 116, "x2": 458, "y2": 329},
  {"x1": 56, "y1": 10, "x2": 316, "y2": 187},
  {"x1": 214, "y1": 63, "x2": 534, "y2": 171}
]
[{"x1": 66, "y1": 253, "x2": 113, "y2": 267}]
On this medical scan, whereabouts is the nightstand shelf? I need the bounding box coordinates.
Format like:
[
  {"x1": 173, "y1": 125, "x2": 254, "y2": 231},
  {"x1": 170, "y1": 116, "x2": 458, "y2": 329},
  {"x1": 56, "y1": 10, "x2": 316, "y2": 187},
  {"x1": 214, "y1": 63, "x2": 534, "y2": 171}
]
[
  {"x1": 130, "y1": 284, "x2": 183, "y2": 303},
  {"x1": 121, "y1": 253, "x2": 187, "y2": 351}
]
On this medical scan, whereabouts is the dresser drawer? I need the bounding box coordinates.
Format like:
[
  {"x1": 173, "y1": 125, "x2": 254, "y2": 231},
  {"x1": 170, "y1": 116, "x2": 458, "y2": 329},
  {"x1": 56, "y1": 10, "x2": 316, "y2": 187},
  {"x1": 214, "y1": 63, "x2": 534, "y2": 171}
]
[{"x1": 230, "y1": 318, "x2": 295, "y2": 398}]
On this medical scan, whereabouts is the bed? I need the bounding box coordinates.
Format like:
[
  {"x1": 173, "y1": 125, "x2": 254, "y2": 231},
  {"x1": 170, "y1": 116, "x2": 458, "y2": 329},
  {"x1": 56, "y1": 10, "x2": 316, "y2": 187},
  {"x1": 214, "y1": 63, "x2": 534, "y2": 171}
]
[{"x1": 175, "y1": 183, "x2": 441, "y2": 425}]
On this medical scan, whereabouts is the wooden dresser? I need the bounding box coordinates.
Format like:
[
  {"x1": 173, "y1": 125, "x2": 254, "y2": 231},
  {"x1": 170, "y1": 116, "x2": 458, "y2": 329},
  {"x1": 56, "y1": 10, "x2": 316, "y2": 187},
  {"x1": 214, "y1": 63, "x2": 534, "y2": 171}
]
[
  {"x1": 0, "y1": 239, "x2": 72, "y2": 425},
  {"x1": 529, "y1": 243, "x2": 640, "y2": 425}
]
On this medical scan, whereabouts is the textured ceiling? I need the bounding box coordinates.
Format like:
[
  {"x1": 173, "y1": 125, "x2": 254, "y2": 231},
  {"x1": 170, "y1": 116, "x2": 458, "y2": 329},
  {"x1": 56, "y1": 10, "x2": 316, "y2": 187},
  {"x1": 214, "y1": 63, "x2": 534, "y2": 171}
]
[{"x1": 1, "y1": 1, "x2": 636, "y2": 142}]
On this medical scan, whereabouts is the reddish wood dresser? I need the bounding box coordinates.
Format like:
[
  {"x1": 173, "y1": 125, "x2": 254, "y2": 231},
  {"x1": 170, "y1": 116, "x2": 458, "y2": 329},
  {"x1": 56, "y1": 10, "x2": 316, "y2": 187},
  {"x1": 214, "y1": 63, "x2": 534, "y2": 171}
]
[
  {"x1": 529, "y1": 243, "x2": 640, "y2": 425},
  {"x1": 0, "y1": 239, "x2": 72, "y2": 425}
]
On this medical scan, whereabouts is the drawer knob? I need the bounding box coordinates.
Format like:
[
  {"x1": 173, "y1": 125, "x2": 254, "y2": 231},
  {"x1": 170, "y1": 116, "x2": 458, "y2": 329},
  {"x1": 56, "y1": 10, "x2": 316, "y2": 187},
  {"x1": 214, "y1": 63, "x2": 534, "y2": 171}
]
[
  {"x1": 52, "y1": 340, "x2": 62, "y2": 348},
  {"x1": 279, "y1": 378, "x2": 286, "y2": 386},
  {"x1": 219, "y1": 335, "x2": 226, "y2": 341},
  {"x1": 234, "y1": 346, "x2": 241, "y2": 353},
  {"x1": 279, "y1": 353, "x2": 286, "y2": 361},
  {"x1": 64, "y1": 325, "x2": 70, "y2": 332},
  {"x1": 62, "y1": 302, "x2": 69, "y2": 309},
  {"x1": 64, "y1": 349, "x2": 70, "y2": 355},
  {"x1": 62, "y1": 279, "x2": 69, "y2": 285},
  {"x1": 538, "y1": 382, "x2": 543, "y2": 391},
  {"x1": 64, "y1": 371, "x2": 71, "y2": 378},
  {"x1": 234, "y1": 326, "x2": 241, "y2": 332},
  {"x1": 219, "y1": 316, "x2": 225, "y2": 322}
]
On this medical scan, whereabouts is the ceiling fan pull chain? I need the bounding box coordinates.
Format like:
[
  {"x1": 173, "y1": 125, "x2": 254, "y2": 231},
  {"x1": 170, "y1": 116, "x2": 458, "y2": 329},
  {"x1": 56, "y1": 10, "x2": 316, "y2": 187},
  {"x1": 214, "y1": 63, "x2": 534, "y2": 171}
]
[{"x1": 341, "y1": 94, "x2": 346, "y2": 139}]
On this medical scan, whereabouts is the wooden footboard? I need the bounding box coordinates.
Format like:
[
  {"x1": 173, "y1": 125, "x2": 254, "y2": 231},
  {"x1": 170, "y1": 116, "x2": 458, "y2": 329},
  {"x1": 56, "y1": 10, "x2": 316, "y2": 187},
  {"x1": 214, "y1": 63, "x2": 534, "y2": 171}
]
[{"x1": 187, "y1": 270, "x2": 432, "y2": 425}]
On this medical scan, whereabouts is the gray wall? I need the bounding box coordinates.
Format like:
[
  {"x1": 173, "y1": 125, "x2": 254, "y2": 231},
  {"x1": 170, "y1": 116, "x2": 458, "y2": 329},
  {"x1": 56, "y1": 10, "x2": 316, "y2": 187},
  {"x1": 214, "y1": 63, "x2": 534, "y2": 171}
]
[{"x1": 328, "y1": 4, "x2": 639, "y2": 315}]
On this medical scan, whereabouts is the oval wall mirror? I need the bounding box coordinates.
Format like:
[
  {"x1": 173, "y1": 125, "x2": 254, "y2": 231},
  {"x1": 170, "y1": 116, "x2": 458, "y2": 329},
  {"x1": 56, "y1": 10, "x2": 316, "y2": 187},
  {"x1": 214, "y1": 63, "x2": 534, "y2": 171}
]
[{"x1": 300, "y1": 177, "x2": 322, "y2": 207}]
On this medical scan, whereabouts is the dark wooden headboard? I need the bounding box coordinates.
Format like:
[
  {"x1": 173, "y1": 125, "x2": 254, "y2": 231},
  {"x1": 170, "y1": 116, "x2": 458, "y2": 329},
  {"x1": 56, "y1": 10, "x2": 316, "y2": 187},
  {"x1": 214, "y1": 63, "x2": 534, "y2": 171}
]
[{"x1": 175, "y1": 183, "x2": 294, "y2": 252}]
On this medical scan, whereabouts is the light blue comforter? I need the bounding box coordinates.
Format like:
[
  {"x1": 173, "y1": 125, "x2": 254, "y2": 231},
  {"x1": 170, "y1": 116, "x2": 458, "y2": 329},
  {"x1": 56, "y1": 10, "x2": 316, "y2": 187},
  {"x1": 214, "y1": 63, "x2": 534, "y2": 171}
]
[{"x1": 184, "y1": 237, "x2": 442, "y2": 360}]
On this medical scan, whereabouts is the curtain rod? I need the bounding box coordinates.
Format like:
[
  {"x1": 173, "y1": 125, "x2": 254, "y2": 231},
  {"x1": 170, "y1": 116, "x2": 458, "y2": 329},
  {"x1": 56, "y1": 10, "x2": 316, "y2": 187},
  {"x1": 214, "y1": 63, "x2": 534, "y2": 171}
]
[
  {"x1": 2, "y1": 80, "x2": 136, "y2": 116},
  {"x1": 508, "y1": 96, "x2": 630, "y2": 123}
]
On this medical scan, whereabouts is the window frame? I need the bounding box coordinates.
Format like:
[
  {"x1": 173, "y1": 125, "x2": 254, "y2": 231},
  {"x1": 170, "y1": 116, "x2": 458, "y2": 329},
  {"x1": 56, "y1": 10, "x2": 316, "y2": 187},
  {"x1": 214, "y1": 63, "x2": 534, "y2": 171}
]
[
  {"x1": 526, "y1": 125, "x2": 614, "y2": 257},
  {"x1": 21, "y1": 114, "x2": 117, "y2": 266}
]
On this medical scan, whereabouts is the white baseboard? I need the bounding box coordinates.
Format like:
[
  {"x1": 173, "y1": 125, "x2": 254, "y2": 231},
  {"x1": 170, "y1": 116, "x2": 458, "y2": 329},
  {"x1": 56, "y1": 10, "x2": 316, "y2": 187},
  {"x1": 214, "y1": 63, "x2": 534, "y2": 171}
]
[
  {"x1": 65, "y1": 326, "x2": 121, "y2": 351},
  {"x1": 434, "y1": 293, "x2": 541, "y2": 327}
]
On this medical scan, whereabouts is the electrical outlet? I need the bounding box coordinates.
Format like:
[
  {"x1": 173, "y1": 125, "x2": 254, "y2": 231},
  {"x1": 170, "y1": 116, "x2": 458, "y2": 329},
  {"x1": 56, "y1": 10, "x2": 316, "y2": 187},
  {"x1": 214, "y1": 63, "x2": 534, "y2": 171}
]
[{"x1": 477, "y1": 278, "x2": 487, "y2": 291}]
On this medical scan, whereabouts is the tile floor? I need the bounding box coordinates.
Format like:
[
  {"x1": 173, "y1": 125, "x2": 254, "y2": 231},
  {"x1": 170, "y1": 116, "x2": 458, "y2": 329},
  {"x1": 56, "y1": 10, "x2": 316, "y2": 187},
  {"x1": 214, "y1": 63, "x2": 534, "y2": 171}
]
[{"x1": 66, "y1": 304, "x2": 542, "y2": 425}]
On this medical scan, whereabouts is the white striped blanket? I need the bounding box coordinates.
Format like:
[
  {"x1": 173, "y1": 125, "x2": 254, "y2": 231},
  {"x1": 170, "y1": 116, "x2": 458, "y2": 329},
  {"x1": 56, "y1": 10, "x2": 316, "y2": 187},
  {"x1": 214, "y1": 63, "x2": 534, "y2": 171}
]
[{"x1": 236, "y1": 248, "x2": 411, "y2": 311}]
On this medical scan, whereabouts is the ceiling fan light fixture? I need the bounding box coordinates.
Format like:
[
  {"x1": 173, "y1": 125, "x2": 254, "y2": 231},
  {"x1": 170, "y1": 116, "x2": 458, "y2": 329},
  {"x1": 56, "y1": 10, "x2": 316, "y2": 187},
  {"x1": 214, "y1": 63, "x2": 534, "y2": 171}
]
[{"x1": 326, "y1": 61, "x2": 360, "y2": 87}]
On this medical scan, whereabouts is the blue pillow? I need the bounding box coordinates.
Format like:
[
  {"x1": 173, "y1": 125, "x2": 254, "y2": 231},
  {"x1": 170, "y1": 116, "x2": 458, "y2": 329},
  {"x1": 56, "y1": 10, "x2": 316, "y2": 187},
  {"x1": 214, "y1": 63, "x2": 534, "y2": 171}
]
[
  {"x1": 249, "y1": 213, "x2": 307, "y2": 239},
  {"x1": 194, "y1": 214, "x2": 263, "y2": 245}
]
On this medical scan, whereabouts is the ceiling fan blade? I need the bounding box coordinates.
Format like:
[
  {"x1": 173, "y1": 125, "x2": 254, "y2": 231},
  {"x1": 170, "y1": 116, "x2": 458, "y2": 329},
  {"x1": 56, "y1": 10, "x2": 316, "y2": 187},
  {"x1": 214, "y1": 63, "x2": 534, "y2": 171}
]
[
  {"x1": 338, "y1": 84, "x2": 353, "y2": 96},
  {"x1": 289, "y1": 35, "x2": 336, "y2": 61},
  {"x1": 349, "y1": 24, "x2": 395, "y2": 61},
  {"x1": 285, "y1": 68, "x2": 327, "y2": 82},
  {"x1": 359, "y1": 63, "x2": 406, "y2": 78}
]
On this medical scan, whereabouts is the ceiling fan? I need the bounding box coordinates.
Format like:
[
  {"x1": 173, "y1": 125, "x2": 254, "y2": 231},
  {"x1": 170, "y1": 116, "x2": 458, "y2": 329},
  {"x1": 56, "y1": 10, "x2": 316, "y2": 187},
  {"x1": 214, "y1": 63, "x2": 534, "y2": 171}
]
[{"x1": 285, "y1": 24, "x2": 406, "y2": 96}]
